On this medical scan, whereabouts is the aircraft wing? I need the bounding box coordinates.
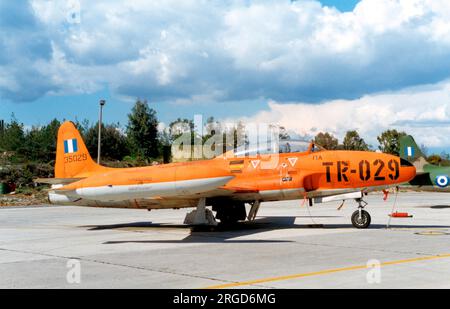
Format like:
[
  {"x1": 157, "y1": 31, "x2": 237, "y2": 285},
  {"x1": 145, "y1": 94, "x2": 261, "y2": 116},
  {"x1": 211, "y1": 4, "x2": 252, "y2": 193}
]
[
  {"x1": 408, "y1": 172, "x2": 433, "y2": 186},
  {"x1": 48, "y1": 175, "x2": 237, "y2": 208}
]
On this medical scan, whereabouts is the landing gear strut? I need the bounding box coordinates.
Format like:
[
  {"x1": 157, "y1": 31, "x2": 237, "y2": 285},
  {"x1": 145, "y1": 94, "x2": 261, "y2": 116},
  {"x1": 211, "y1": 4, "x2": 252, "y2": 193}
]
[
  {"x1": 351, "y1": 198, "x2": 371, "y2": 229},
  {"x1": 184, "y1": 198, "x2": 218, "y2": 226},
  {"x1": 247, "y1": 200, "x2": 261, "y2": 221}
]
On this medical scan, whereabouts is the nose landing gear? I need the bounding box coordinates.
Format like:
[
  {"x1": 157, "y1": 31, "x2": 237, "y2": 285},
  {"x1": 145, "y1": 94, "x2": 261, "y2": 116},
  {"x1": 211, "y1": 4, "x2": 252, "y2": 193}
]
[{"x1": 351, "y1": 198, "x2": 371, "y2": 229}]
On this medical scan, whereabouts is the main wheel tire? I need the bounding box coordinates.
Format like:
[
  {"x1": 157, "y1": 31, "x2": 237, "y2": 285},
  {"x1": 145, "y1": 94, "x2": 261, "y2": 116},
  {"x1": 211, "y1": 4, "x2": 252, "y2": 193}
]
[
  {"x1": 213, "y1": 202, "x2": 246, "y2": 225},
  {"x1": 218, "y1": 214, "x2": 239, "y2": 226},
  {"x1": 351, "y1": 209, "x2": 371, "y2": 229}
]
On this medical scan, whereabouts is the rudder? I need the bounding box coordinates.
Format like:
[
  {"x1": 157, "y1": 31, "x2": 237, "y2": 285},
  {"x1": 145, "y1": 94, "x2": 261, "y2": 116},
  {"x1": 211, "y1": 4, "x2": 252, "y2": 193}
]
[
  {"x1": 55, "y1": 121, "x2": 109, "y2": 178},
  {"x1": 399, "y1": 135, "x2": 426, "y2": 162}
]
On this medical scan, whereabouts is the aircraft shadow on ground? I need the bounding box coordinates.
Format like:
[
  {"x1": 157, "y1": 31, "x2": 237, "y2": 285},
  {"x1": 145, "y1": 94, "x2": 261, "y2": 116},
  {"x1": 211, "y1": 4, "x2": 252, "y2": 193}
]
[
  {"x1": 79, "y1": 215, "x2": 450, "y2": 245},
  {"x1": 431, "y1": 205, "x2": 450, "y2": 209},
  {"x1": 86, "y1": 216, "x2": 298, "y2": 244},
  {"x1": 412, "y1": 204, "x2": 450, "y2": 209}
]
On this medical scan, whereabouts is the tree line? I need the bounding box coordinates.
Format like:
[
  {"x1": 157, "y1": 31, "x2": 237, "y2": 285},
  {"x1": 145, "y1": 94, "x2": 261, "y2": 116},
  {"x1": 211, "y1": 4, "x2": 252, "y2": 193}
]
[
  {"x1": 0, "y1": 100, "x2": 160, "y2": 165},
  {"x1": 313, "y1": 131, "x2": 450, "y2": 166}
]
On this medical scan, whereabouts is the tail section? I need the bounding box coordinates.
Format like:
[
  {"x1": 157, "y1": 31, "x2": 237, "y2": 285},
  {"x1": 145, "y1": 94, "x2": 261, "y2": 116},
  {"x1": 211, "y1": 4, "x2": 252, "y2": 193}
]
[
  {"x1": 55, "y1": 121, "x2": 110, "y2": 178},
  {"x1": 399, "y1": 135, "x2": 426, "y2": 162},
  {"x1": 399, "y1": 135, "x2": 430, "y2": 174}
]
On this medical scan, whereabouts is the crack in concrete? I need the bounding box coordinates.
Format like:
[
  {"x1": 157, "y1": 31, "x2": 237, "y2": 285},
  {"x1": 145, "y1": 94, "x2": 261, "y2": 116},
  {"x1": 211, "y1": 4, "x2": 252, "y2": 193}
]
[{"x1": 0, "y1": 247, "x2": 273, "y2": 288}]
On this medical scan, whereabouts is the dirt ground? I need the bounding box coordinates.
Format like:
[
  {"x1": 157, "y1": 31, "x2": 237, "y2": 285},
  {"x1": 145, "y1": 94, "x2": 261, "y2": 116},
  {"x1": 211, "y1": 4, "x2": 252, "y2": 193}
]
[{"x1": 0, "y1": 190, "x2": 48, "y2": 206}]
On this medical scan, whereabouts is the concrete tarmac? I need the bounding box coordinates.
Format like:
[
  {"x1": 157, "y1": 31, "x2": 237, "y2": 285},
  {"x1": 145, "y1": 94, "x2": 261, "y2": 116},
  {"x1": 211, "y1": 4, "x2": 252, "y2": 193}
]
[{"x1": 0, "y1": 192, "x2": 449, "y2": 288}]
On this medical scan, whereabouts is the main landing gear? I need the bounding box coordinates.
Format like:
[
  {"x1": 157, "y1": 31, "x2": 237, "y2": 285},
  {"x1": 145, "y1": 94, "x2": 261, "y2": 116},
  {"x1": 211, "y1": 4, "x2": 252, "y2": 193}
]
[
  {"x1": 184, "y1": 199, "x2": 255, "y2": 226},
  {"x1": 213, "y1": 201, "x2": 247, "y2": 225},
  {"x1": 184, "y1": 198, "x2": 218, "y2": 226},
  {"x1": 351, "y1": 198, "x2": 371, "y2": 229}
]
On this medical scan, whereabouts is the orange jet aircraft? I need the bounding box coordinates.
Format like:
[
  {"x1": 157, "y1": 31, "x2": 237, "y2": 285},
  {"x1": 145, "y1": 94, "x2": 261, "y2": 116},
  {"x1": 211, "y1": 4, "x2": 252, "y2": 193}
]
[{"x1": 40, "y1": 121, "x2": 416, "y2": 228}]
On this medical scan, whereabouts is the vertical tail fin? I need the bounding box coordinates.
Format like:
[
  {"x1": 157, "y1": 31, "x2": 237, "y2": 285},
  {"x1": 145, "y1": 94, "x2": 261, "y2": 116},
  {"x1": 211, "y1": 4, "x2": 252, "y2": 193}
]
[
  {"x1": 55, "y1": 121, "x2": 110, "y2": 178},
  {"x1": 399, "y1": 135, "x2": 425, "y2": 161}
]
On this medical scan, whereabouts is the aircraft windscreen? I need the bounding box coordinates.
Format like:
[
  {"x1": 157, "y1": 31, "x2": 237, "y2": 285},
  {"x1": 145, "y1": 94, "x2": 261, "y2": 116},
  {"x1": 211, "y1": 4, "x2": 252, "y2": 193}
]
[
  {"x1": 233, "y1": 145, "x2": 276, "y2": 157},
  {"x1": 233, "y1": 140, "x2": 325, "y2": 156},
  {"x1": 279, "y1": 140, "x2": 326, "y2": 153}
]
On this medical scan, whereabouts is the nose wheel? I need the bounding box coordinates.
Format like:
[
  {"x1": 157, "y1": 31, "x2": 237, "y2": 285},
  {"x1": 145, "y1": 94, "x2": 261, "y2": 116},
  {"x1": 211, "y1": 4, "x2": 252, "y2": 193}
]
[{"x1": 351, "y1": 198, "x2": 371, "y2": 229}]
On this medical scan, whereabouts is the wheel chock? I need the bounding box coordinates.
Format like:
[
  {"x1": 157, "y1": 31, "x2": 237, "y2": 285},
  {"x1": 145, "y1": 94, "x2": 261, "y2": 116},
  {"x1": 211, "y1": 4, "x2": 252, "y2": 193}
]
[{"x1": 389, "y1": 212, "x2": 413, "y2": 218}]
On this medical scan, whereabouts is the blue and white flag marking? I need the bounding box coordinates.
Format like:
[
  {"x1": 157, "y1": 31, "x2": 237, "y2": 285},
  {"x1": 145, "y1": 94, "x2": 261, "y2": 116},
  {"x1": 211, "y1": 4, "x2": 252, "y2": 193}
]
[
  {"x1": 64, "y1": 139, "x2": 78, "y2": 154},
  {"x1": 405, "y1": 146, "x2": 414, "y2": 157}
]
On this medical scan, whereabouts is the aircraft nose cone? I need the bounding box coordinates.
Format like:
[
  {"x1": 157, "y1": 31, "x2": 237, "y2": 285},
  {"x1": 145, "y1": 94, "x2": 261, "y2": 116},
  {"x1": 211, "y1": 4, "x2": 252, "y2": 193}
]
[
  {"x1": 381, "y1": 154, "x2": 416, "y2": 184},
  {"x1": 399, "y1": 160, "x2": 416, "y2": 183},
  {"x1": 403, "y1": 165, "x2": 416, "y2": 182}
]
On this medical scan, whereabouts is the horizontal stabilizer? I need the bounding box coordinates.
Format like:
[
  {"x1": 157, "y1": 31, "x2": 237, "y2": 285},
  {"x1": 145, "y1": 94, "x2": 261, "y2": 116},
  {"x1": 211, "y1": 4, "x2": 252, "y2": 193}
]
[{"x1": 35, "y1": 178, "x2": 84, "y2": 185}]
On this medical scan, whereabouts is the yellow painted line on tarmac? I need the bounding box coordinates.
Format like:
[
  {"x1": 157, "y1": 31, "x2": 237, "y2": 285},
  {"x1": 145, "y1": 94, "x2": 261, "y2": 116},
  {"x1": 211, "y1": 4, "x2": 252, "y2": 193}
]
[{"x1": 204, "y1": 253, "x2": 450, "y2": 289}]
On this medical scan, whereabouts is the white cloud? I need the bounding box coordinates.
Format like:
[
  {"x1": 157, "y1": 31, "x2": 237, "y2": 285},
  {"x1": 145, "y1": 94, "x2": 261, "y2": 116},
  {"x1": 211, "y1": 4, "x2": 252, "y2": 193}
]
[
  {"x1": 236, "y1": 79, "x2": 450, "y2": 148},
  {"x1": 0, "y1": 0, "x2": 449, "y2": 103},
  {"x1": 2, "y1": 0, "x2": 450, "y2": 151}
]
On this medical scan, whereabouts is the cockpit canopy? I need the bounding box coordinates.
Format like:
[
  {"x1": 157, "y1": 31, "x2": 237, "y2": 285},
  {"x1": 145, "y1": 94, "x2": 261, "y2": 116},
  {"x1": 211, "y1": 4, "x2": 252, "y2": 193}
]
[{"x1": 233, "y1": 140, "x2": 326, "y2": 157}]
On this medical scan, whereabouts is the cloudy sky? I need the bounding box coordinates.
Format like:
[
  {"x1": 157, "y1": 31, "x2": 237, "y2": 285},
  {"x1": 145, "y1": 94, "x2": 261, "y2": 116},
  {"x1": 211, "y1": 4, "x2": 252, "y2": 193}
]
[{"x1": 1, "y1": 0, "x2": 450, "y2": 152}]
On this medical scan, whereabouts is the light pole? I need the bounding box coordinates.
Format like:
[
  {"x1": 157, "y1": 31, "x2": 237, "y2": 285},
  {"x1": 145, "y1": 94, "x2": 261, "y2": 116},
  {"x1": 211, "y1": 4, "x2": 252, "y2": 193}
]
[{"x1": 97, "y1": 99, "x2": 106, "y2": 164}]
